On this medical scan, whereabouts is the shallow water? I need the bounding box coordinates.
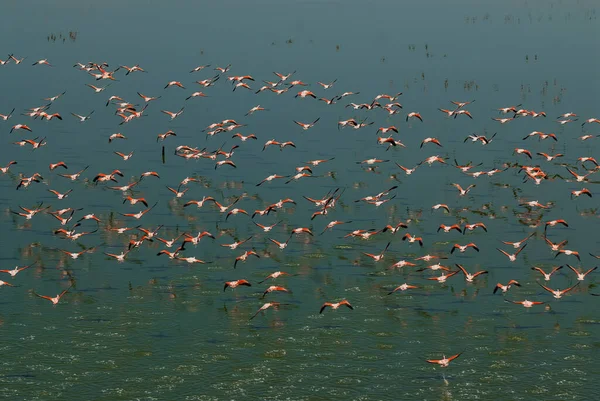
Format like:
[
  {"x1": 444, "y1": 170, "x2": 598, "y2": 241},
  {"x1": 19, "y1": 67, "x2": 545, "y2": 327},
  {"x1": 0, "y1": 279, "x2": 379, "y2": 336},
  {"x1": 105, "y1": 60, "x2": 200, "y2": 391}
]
[{"x1": 1, "y1": 0, "x2": 599, "y2": 400}]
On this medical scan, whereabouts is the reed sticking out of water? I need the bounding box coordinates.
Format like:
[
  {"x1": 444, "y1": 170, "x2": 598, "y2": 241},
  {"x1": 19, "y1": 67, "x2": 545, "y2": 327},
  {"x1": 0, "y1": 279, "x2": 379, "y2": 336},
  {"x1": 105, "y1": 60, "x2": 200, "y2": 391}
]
[{"x1": 47, "y1": 31, "x2": 78, "y2": 43}]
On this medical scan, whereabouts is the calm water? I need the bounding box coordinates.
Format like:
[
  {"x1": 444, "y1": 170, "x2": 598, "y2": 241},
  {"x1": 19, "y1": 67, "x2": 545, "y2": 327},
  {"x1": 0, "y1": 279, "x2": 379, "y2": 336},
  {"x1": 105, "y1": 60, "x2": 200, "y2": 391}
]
[{"x1": 1, "y1": 1, "x2": 599, "y2": 400}]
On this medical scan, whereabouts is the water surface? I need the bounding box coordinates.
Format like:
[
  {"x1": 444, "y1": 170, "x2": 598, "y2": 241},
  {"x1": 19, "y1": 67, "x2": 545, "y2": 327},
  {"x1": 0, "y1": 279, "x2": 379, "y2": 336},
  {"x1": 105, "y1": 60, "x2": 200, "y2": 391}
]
[{"x1": 1, "y1": 1, "x2": 599, "y2": 400}]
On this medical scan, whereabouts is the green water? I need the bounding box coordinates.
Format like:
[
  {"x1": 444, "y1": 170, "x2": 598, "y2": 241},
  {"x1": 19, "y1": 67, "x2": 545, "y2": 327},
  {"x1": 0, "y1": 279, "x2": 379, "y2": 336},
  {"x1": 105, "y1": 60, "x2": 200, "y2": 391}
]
[{"x1": 1, "y1": 1, "x2": 599, "y2": 400}]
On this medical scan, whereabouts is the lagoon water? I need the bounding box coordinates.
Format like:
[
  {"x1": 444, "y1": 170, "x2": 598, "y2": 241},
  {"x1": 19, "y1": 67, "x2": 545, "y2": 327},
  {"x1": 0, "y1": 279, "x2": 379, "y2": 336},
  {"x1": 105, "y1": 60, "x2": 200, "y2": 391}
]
[{"x1": 1, "y1": 1, "x2": 599, "y2": 400}]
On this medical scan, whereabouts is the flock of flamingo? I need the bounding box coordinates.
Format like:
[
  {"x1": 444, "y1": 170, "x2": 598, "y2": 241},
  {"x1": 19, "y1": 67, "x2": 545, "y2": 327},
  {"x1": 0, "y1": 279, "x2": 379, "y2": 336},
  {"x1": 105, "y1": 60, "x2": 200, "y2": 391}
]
[{"x1": 1, "y1": 54, "x2": 599, "y2": 369}]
